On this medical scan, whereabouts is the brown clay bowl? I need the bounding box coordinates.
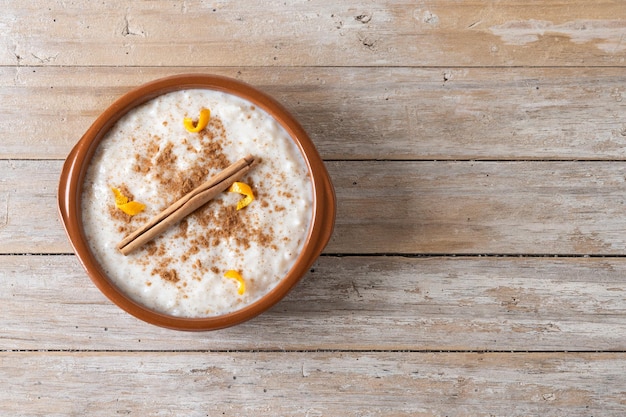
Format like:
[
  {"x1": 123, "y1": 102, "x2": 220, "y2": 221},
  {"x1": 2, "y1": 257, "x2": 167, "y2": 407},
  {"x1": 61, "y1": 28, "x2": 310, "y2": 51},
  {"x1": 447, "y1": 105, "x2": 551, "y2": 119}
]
[{"x1": 58, "y1": 74, "x2": 335, "y2": 331}]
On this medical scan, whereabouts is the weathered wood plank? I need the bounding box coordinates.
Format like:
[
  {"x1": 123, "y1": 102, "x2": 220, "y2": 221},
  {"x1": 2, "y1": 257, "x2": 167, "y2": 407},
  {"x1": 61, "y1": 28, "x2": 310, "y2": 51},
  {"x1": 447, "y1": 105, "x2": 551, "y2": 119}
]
[
  {"x1": 0, "y1": 161, "x2": 67, "y2": 253},
  {"x1": 2, "y1": 1, "x2": 625, "y2": 67},
  {"x1": 331, "y1": 160, "x2": 626, "y2": 255},
  {"x1": 1, "y1": 66, "x2": 625, "y2": 160},
  {"x1": 2, "y1": 351, "x2": 625, "y2": 416},
  {"x1": 1, "y1": 255, "x2": 625, "y2": 351},
  {"x1": 5, "y1": 160, "x2": 626, "y2": 255}
]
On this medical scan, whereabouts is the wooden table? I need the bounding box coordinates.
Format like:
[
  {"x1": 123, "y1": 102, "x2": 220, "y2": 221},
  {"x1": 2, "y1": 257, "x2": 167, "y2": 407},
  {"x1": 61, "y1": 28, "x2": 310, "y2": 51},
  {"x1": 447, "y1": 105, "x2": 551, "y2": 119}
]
[{"x1": 2, "y1": 1, "x2": 625, "y2": 415}]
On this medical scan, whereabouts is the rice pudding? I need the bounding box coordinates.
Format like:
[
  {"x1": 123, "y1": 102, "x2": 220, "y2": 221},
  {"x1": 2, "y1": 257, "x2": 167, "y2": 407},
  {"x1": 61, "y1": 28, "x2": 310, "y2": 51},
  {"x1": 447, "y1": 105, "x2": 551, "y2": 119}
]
[{"x1": 81, "y1": 89, "x2": 313, "y2": 318}]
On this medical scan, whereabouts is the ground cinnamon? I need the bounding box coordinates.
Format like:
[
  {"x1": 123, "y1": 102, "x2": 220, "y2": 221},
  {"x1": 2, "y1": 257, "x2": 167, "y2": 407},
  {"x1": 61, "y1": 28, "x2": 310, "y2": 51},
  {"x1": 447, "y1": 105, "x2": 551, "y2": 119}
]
[{"x1": 117, "y1": 155, "x2": 256, "y2": 255}]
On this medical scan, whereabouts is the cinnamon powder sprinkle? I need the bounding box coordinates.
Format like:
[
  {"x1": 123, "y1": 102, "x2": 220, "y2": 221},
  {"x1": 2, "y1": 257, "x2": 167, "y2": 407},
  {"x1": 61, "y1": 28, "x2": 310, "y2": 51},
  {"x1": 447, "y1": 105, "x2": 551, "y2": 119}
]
[
  {"x1": 121, "y1": 113, "x2": 278, "y2": 285},
  {"x1": 154, "y1": 268, "x2": 179, "y2": 284},
  {"x1": 155, "y1": 141, "x2": 177, "y2": 166},
  {"x1": 144, "y1": 241, "x2": 157, "y2": 256},
  {"x1": 177, "y1": 219, "x2": 189, "y2": 238}
]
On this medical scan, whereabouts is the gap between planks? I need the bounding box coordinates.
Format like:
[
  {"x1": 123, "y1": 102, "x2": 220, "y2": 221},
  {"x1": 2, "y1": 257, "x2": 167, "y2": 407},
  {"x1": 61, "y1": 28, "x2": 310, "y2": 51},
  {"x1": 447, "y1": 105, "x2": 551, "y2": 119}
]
[{"x1": 3, "y1": 349, "x2": 626, "y2": 353}]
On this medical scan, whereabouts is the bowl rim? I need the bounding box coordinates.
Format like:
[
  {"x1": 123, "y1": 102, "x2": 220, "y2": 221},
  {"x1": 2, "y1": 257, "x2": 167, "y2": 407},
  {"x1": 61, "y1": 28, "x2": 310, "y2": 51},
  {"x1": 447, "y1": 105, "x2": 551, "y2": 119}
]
[{"x1": 58, "y1": 73, "x2": 336, "y2": 331}]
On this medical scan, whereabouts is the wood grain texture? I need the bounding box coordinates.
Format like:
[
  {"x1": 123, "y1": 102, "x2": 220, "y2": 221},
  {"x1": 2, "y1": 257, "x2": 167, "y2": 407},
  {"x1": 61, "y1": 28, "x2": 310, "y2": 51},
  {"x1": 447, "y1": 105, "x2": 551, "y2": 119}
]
[
  {"x1": 2, "y1": 1, "x2": 626, "y2": 415},
  {"x1": 1, "y1": 0, "x2": 625, "y2": 67},
  {"x1": 331, "y1": 160, "x2": 626, "y2": 255},
  {"x1": 6, "y1": 160, "x2": 626, "y2": 255},
  {"x1": 2, "y1": 351, "x2": 625, "y2": 416},
  {"x1": 2, "y1": 66, "x2": 625, "y2": 160},
  {"x1": 1, "y1": 255, "x2": 625, "y2": 351}
]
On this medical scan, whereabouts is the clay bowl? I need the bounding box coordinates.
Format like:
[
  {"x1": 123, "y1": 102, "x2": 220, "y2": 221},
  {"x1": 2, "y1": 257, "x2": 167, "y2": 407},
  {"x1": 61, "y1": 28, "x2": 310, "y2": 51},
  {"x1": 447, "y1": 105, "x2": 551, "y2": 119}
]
[{"x1": 58, "y1": 74, "x2": 335, "y2": 331}]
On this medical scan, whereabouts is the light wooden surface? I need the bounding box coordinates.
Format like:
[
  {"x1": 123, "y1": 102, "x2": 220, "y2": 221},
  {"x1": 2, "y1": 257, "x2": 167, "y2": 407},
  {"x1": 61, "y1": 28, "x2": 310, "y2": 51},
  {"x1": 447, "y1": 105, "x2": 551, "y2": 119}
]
[{"x1": 2, "y1": 1, "x2": 626, "y2": 415}]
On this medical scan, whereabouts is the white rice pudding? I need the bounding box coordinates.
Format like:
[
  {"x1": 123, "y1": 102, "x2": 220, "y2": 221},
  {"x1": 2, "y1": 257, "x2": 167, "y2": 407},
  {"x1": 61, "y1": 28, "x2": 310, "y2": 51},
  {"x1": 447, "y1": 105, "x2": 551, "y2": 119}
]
[{"x1": 81, "y1": 89, "x2": 313, "y2": 317}]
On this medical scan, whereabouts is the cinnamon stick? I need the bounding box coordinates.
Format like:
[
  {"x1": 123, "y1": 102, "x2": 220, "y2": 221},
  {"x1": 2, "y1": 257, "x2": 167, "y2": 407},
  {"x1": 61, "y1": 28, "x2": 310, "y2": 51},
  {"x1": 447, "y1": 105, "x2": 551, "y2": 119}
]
[{"x1": 117, "y1": 155, "x2": 255, "y2": 255}]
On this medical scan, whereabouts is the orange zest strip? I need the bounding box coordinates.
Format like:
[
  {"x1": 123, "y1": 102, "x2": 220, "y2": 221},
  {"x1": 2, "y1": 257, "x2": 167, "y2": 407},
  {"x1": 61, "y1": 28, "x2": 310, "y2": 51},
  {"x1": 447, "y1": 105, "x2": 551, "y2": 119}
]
[
  {"x1": 111, "y1": 187, "x2": 129, "y2": 206},
  {"x1": 183, "y1": 108, "x2": 211, "y2": 132},
  {"x1": 227, "y1": 181, "x2": 254, "y2": 210},
  {"x1": 224, "y1": 270, "x2": 246, "y2": 295},
  {"x1": 111, "y1": 187, "x2": 145, "y2": 216}
]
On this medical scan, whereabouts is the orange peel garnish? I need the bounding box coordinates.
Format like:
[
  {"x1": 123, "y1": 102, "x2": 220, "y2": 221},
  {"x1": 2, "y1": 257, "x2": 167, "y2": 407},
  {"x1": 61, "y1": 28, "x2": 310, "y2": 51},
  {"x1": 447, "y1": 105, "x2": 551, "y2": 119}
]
[
  {"x1": 228, "y1": 181, "x2": 254, "y2": 210},
  {"x1": 224, "y1": 270, "x2": 245, "y2": 295},
  {"x1": 183, "y1": 108, "x2": 210, "y2": 132},
  {"x1": 111, "y1": 187, "x2": 145, "y2": 216}
]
